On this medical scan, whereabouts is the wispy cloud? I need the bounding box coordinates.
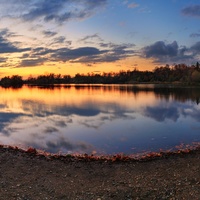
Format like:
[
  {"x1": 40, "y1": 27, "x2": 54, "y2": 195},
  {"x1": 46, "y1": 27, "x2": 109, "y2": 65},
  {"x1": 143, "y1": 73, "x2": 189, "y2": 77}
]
[
  {"x1": 0, "y1": 35, "x2": 30, "y2": 53},
  {"x1": 51, "y1": 36, "x2": 66, "y2": 44},
  {"x1": 15, "y1": 41, "x2": 136, "y2": 67},
  {"x1": 0, "y1": 0, "x2": 108, "y2": 24},
  {"x1": 79, "y1": 34, "x2": 103, "y2": 43},
  {"x1": 0, "y1": 28, "x2": 19, "y2": 38}
]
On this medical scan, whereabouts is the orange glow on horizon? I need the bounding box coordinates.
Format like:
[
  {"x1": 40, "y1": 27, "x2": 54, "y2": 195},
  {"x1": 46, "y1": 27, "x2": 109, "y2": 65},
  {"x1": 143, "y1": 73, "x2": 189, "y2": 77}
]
[{"x1": 0, "y1": 57, "x2": 157, "y2": 79}]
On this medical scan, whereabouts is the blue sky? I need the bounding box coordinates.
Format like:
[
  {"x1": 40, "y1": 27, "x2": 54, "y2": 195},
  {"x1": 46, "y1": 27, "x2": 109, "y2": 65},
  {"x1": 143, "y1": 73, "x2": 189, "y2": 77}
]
[{"x1": 0, "y1": 0, "x2": 200, "y2": 77}]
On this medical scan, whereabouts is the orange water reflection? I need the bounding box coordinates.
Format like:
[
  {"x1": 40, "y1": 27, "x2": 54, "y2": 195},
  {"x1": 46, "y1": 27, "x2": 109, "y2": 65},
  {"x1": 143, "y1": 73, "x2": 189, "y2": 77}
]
[{"x1": 0, "y1": 85, "x2": 158, "y2": 114}]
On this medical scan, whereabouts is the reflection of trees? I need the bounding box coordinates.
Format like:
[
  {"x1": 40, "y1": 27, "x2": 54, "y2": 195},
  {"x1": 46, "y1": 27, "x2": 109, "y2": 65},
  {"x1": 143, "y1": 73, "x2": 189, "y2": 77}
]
[
  {"x1": 153, "y1": 87, "x2": 200, "y2": 104},
  {"x1": 74, "y1": 84, "x2": 102, "y2": 90},
  {"x1": 26, "y1": 83, "x2": 200, "y2": 105},
  {"x1": 103, "y1": 85, "x2": 200, "y2": 105}
]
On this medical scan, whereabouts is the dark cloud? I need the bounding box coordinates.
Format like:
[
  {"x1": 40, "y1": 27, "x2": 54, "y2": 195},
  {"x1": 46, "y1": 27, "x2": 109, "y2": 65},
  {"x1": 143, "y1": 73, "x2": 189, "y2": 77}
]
[
  {"x1": 0, "y1": 28, "x2": 29, "y2": 55},
  {"x1": 20, "y1": 46, "x2": 103, "y2": 65},
  {"x1": 73, "y1": 43, "x2": 135, "y2": 63},
  {"x1": 112, "y1": 44, "x2": 135, "y2": 55},
  {"x1": 16, "y1": 41, "x2": 135, "y2": 67},
  {"x1": 22, "y1": 0, "x2": 69, "y2": 22},
  {"x1": 44, "y1": 126, "x2": 59, "y2": 133},
  {"x1": 42, "y1": 30, "x2": 57, "y2": 37},
  {"x1": 181, "y1": 5, "x2": 200, "y2": 17},
  {"x1": 190, "y1": 33, "x2": 200, "y2": 38},
  {"x1": 100, "y1": 43, "x2": 136, "y2": 60},
  {"x1": 143, "y1": 41, "x2": 178, "y2": 58},
  {"x1": 0, "y1": 22, "x2": 136, "y2": 66},
  {"x1": 54, "y1": 120, "x2": 67, "y2": 127},
  {"x1": 18, "y1": 58, "x2": 47, "y2": 67},
  {"x1": 99, "y1": 42, "x2": 135, "y2": 49},
  {"x1": 142, "y1": 41, "x2": 195, "y2": 64},
  {"x1": 31, "y1": 47, "x2": 54, "y2": 56},
  {"x1": 19, "y1": 48, "x2": 54, "y2": 65},
  {"x1": 190, "y1": 41, "x2": 200, "y2": 54},
  {"x1": 51, "y1": 36, "x2": 66, "y2": 44},
  {"x1": 52, "y1": 47, "x2": 103, "y2": 62},
  {"x1": 76, "y1": 54, "x2": 125, "y2": 63},
  {"x1": 49, "y1": 36, "x2": 72, "y2": 47}
]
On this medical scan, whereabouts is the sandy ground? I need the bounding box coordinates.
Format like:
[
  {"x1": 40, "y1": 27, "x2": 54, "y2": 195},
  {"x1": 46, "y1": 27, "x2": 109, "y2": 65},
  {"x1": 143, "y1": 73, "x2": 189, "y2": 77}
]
[{"x1": 0, "y1": 146, "x2": 199, "y2": 200}]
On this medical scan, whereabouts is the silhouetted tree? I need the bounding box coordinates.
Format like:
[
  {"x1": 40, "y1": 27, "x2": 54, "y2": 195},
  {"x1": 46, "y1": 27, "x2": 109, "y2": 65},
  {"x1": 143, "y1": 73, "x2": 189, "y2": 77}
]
[
  {"x1": 0, "y1": 75, "x2": 23, "y2": 87},
  {"x1": 0, "y1": 76, "x2": 11, "y2": 87},
  {"x1": 196, "y1": 62, "x2": 200, "y2": 71}
]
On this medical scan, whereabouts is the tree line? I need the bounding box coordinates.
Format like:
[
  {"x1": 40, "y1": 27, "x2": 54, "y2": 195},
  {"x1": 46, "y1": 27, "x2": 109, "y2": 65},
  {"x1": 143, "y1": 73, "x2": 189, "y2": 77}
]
[{"x1": 1, "y1": 62, "x2": 200, "y2": 87}]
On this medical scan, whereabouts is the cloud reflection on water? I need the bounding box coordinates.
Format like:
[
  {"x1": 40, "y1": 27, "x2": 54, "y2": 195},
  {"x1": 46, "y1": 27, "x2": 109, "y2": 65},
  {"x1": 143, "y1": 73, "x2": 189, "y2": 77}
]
[
  {"x1": 0, "y1": 85, "x2": 199, "y2": 154},
  {"x1": 144, "y1": 106, "x2": 179, "y2": 122}
]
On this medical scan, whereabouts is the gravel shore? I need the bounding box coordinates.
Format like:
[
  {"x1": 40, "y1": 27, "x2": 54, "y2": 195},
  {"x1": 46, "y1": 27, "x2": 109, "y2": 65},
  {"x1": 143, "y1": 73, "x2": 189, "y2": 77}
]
[{"x1": 0, "y1": 146, "x2": 199, "y2": 200}]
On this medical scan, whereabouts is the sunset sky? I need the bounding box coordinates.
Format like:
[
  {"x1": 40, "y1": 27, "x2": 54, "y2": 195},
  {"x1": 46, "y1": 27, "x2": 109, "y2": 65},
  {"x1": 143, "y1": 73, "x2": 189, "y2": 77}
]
[{"x1": 0, "y1": 0, "x2": 200, "y2": 78}]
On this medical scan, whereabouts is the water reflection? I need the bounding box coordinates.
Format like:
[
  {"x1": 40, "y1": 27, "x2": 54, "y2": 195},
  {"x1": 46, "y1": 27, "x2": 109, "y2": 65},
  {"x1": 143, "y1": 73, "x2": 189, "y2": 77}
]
[{"x1": 0, "y1": 84, "x2": 199, "y2": 155}]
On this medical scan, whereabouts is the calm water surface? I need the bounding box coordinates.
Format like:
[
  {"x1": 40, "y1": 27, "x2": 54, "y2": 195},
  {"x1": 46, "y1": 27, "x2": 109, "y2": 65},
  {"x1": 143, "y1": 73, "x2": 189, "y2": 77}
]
[{"x1": 0, "y1": 84, "x2": 199, "y2": 155}]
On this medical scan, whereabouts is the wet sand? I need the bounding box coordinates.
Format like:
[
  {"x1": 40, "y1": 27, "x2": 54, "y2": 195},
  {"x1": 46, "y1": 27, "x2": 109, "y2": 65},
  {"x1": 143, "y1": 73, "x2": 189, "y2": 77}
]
[{"x1": 0, "y1": 146, "x2": 199, "y2": 200}]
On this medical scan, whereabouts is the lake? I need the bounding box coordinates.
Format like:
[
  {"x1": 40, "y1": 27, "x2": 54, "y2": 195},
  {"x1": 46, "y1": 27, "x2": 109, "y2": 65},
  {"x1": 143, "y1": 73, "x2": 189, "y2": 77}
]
[{"x1": 0, "y1": 84, "x2": 199, "y2": 156}]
